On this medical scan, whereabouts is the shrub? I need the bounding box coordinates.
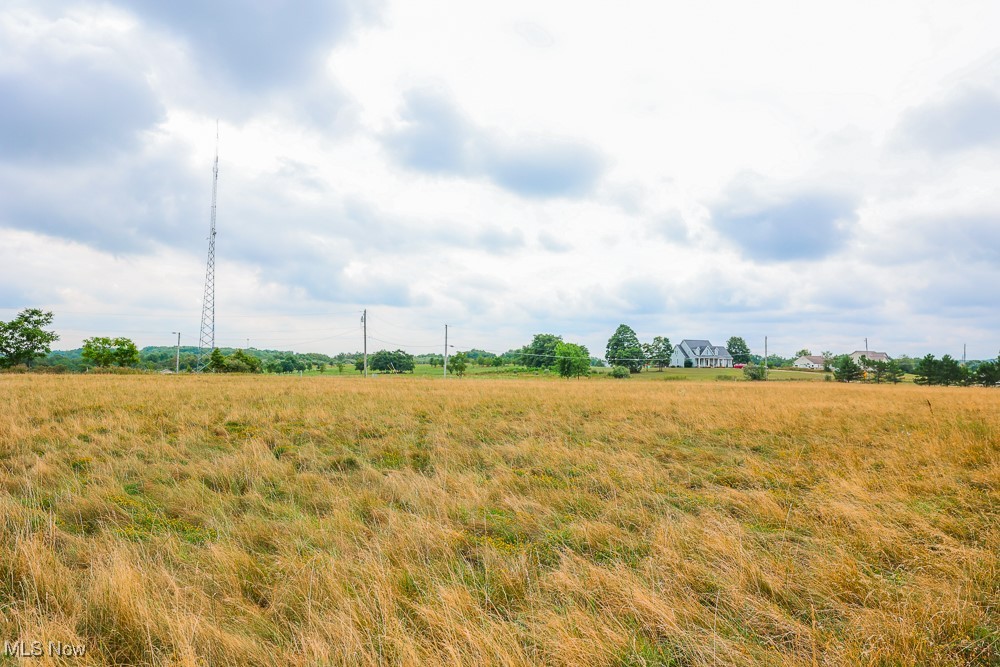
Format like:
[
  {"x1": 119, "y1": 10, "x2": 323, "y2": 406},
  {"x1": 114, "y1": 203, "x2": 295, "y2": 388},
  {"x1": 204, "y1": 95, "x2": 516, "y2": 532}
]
[
  {"x1": 610, "y1": 366, "x2": 630, "y2": 379},
  {"x1": 743, "y1": 364, "x2": 767, "y2": 381}
]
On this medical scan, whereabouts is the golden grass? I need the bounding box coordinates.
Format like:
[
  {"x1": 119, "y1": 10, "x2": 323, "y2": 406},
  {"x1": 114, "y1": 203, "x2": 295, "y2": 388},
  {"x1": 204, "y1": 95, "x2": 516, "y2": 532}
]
[{"x1": 0, "y1": 375, "x2": 997, "y2": 666}]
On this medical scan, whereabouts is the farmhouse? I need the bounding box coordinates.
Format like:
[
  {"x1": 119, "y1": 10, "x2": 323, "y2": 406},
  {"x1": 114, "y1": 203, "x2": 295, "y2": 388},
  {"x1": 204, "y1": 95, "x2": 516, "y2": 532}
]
[
  {"x1": 850, "y1": 350, "x2": 891, "y2": 364},
  {"x1": 793, "y1": 355, "x2": 827, "y2": 370},
  {"x1": 669, "y1": 339, "x2": 734, "y2": 368}
]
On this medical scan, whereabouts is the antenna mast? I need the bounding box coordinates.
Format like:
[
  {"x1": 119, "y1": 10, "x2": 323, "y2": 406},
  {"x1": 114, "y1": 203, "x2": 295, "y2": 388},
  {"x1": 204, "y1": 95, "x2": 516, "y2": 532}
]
[{"x1": 197, "y1": 123, "x2": 219, "y2": 370}]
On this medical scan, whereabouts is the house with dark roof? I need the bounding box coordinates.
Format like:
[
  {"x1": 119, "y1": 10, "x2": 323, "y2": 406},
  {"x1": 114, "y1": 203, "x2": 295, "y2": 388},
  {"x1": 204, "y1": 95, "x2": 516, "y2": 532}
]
[
  {"x1": 793, "y1": 355, "x2": 827, "y2": 370},
  {"x1": 669, "y1": 339, "x2": 734, "y2": 368}
]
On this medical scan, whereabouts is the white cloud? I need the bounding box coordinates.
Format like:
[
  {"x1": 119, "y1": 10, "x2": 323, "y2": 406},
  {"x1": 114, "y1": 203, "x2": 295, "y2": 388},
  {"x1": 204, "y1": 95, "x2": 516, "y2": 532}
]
[{"x1": 2, "y1": 0, "x2": 1000, "y2": 360}]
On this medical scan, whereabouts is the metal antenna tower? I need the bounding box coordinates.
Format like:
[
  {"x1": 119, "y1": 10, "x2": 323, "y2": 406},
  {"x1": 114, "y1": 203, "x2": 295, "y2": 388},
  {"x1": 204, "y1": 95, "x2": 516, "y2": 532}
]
[{"x1": 197, "y1": 123, "x2": 220, "y2": 370}]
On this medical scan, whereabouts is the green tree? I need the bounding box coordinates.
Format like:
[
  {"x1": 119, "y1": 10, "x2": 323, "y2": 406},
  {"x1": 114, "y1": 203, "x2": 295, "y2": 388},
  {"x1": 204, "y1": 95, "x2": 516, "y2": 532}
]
[
  {"x1": 646, "y1": 336, "x2": 672, "y2": 371},
  {"x1": 726, "y1": 336, "x2": 751, "y2": 364},
  {"x1": 369, "y1": 349, "x2": 415, "y2": 373},
  {"x1": 795, "y1": 348, "x2": 812, "y2": 358},
  {"x1": 821, "y1": 350, "x2": 834, "y2": 371},
  {"x1": 113, "y1": 338, "x2": 140, "y2": 367},
  {"x1": 81, "y1": 336, "x2": 139, "y2": 368},
  {"x1": 222, "y1": 349, "x2": 262, "y2": 373},
  {"x1": 555, "y1": 342, "x2": 590, "y2": 378},
  {"x1": 0, "y1": 309, "x2": 59, "y2": 368},
  {"x1": 81, "y1": 337, "x2": 116, "y2": 367},
  {"x1": 833, "y1": 355, "x2": 863, "y2": 382},
  {"x1": 449, "y1": 352, "x2": 468, "y2": 377},
  {"x1": 205, "y1": 348, "x2": 227, "y2": 372},
  {"x1": 519, "y1": 334, "x2": 563, "y2": 368},
  {"x1": 743, "y1": 363, "x2": 767, "y2": 381},
  {"x1": 975, "y1": 361, "x2": 1000, "y2": 387},
  {"x1": 885, "y1": 359, "x2": 904, "y2": 384},
  {"x1": 606, "y1": 324, "x2": 643, "y2": 373}
]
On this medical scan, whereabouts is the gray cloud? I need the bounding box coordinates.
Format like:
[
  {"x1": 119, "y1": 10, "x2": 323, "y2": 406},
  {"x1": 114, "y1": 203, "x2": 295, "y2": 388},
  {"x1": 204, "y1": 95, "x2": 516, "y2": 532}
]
[
  {"x1": 709, "y1": 174, "x2": 859, "y2": 262},
  {"x1": 893, "y1": 86, "x2": 1000, "y2": 155},
  {"x1": 383, "y1": 89, "x2": 605, "y2": 198},
  {"x1": 0, "y1": 148, "x2": 204, "y2": 254},
  {"x1": 118, "y1": 0, "x2": 380, "y2": 92},
  {"x1": 0, "y1": 29, "x2": 163, "y2": 163}
]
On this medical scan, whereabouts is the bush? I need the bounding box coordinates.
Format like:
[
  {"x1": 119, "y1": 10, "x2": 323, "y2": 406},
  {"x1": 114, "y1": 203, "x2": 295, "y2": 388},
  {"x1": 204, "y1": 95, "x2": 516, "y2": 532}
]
[
  {"x1": 610, "y1": 366, "x2": 630, "y2": 379},
  {"x1": 743, "y1": 364, "x2": 767, "y2": 381}
]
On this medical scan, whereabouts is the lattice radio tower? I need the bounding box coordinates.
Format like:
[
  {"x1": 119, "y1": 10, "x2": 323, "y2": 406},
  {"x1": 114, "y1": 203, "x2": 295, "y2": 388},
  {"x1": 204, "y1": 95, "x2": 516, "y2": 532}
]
[{"x1": 196, "y1": 124, "x2": 219, "y2": 370}]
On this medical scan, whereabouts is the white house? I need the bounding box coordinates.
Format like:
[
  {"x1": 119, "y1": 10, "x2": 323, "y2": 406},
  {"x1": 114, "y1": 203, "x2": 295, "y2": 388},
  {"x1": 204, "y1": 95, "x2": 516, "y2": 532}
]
[
  {"x1": 850, "y1": 350, "x2": 891, "y2": 364},
  {"x1": 669, "y1": 339, "x2": 734, "y2": 368},
  {"x1": 793, "y1": 355, "x2": 827, "y2": 370}
]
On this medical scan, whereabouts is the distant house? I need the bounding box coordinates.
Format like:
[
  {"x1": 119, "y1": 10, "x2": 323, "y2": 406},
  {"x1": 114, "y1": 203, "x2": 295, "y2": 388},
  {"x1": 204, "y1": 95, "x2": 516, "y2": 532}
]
[
  {"x1": 793, "y1": 355, "x2": 827, "y2": 370},
  {"x1": 669, "y1": 339, "x2": 734, "y2": 368},
  {"x1": 850, "y1": 350, "x2": 891, "y2": 364}
]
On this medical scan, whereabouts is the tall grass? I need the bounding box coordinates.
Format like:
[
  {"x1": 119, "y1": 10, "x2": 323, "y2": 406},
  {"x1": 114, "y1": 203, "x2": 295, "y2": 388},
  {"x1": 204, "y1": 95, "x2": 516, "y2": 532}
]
[{"x1": 0, "y1": 375, "x2": 996, "y2": 665}]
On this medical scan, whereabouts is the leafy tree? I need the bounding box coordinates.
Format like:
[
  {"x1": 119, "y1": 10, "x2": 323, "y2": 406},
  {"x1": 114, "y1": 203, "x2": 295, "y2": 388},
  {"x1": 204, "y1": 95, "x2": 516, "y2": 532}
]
[
  {"x1": 606, "y1": 324, "x2": 643, "y2": 373},
  {"x1": 833, "y1": 355, "x2": 862, "y2": 382},
  {"x1": 81, "y1": 336, "x2": 139, "y2": 368},
  {"x1": 223, "y1": 349, "x2": 262, "y2": 373},
  {"x1": 336, "y1": 361, "x2": 345, "y2": 373},
  {"x1": 369, "y1": 349, "x2": 415, "y2": 373},
  {"x1": 0, "y1": 309, "x2": 59, "y2": 368},
  {"x1": 895, "y1": 355, "x2": 917, "y2": 374},
  {"x1": 939, "y1": 355, "x2": 966, "y2": 386},
  {"x1": 885, "y1": 359, "x2": 904, "y2": 384},
  {"x1": 589, "y1": 357, "x2": 607, "y2": 368},
  {"x1": 555, "y1": 342, "x2": 590, "y2": 378},
  {"x1": 726, "y1": 337, "x2": 751, "y2": 364},
  {"x1": 821, "y1": 350, "x2": 834, "y2": 371},
  {"x1": 205, "y1": 348, "x2": 227, "y2": 372},
  {"x1": 743, "y1": 363, "x2": 767, "y2": 381},
  {"x1": 795, "y1": 348, "x2": 812, "y2": 358},
  {"x1": 449, "y1": 352, "x2": 468, "y2": 377},
  {"x1": 916, "y1": 354, "x2": 965, "y2": 386},
  {"x1": 646, "y1": 336, "x2": 672, "y2": 371},
  {"x1": 519, "y1": 334, "x2": 563, "y2": 368},
  {"x1": 975, "y1": 361, "x2": 1000, "y2": 387}
]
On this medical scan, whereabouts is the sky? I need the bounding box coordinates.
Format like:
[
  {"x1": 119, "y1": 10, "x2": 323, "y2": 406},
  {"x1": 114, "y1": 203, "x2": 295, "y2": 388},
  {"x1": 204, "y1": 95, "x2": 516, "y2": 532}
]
[{"x1": 1, "y1": 0, "x2": 999, "y2": 360}]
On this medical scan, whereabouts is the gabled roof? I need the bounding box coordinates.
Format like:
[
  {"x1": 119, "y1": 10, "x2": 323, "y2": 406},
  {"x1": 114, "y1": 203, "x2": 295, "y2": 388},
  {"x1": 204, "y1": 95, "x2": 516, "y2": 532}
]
[
  {"x1": 676, "y1": 340, "x2": 731, "y2": 359},
  {"x1": 797, "y1": 355, "x2": 826, "y2": 365},
  {"x1": 851, "y1": 350, "x2": 891, "y2": 362}
]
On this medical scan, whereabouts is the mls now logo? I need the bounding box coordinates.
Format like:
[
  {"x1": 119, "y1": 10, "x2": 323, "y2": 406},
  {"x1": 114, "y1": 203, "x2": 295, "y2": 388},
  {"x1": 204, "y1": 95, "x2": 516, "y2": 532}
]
[{"x1": 4, "y1": 640, "x2": 86, "y2": 657}]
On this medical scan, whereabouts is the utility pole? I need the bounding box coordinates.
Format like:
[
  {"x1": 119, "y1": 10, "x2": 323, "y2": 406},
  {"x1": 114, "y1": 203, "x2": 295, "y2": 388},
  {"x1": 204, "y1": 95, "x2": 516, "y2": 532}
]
[
  {"x1": 444, "y1": 324, "x2": 448, "y2": 378},
  {"x1": 963, "y1": 343, "x2": 966, "y2": 365},
  {"x1": 172, "y1": 332, "x2": 180, "y2": 373},
  {"x1": 865, "y1": 337, "x2": 868, "y2": 353},
  {"x1": 764, "y1": 336, "x2": 768, "y2": 378},
  {"x1": 361, "y1": 309, "x2": 368, "y2": 378}
]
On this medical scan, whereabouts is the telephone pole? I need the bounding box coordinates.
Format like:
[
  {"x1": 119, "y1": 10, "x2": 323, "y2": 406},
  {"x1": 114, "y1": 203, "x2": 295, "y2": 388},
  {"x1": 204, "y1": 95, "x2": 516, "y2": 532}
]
[
  {"x1": 172, "y1": 332, "x2": 180, "y2": 373},
  {"x1": 764, "y1": 336, "x2": 768, "y2": 378},
  {"x1": 444, "y1": 324, "x2": 448, "y2": 378},
  {"x1": 361, "y1": 309, "x2": 368, "y2": 378}
]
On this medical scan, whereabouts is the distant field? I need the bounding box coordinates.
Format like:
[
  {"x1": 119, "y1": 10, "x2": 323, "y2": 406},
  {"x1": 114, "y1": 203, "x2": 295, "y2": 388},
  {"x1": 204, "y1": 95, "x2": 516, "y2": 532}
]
[
  {"x1": 313, "y1": 364, "x2": 835, "y2": 382},
  {"x1": 1, "y1": 376, "x2": 996, "y2": 665}
]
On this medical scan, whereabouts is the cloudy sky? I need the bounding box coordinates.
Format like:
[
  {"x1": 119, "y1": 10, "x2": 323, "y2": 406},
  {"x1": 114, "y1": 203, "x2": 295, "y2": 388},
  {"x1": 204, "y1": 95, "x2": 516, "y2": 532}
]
[{"x1": 2, "y1": 1, "x2": 999, "y2": 360}]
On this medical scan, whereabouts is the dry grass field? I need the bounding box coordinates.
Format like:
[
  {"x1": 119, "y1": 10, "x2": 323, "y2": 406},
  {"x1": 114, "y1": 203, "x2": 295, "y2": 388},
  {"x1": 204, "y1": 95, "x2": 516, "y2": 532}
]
[{"x1": 0, "y1": 375, "x2": 997, "y2": 666}]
